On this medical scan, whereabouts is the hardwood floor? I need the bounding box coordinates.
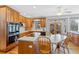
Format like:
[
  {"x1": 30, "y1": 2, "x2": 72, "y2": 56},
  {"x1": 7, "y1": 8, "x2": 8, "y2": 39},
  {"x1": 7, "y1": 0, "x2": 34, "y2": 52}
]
[
  {"x1": 0, "y1": 42, "x2": 79, "y2": 54},
  {"x1": 0, "y1": 46, "x2": 18, "y2": 54},
  {"x1": 68, "y1": 42, "x2": 79, "y2": 54}
]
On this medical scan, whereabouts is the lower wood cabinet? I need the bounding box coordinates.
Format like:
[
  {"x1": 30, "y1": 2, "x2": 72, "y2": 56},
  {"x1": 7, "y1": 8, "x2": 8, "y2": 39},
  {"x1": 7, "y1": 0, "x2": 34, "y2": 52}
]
[
  {"x1": 18, "y1": 41, "x2": 34, "y2": 54},
  {"x1": 71, "y1": 34, "x2": 79, "y2": 45},
  {"x1": 19, "y1": 31, "x2": 33, "y2": 38}
]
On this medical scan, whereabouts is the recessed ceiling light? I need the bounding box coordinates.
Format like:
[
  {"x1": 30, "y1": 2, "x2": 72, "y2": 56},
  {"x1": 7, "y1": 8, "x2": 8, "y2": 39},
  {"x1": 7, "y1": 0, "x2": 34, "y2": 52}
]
[{"x1": 33, "y1": 6, "x2": 36, "y2": 9}]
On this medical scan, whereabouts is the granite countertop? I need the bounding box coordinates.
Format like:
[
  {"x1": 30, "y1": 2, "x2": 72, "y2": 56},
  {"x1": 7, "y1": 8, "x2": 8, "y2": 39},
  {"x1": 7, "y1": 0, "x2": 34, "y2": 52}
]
[
  {"x1": 18, "y1": 34, "x2": 67, "y2": 43},
  {"x1": 19, "y1": 30, "x2": 44, "y2": 34},
  {"x1": 19, "y1": 31, "x2": 29, "y2": 33},
  {"x1": 70, "y1": 31, "x2": 79, "y2": 35},
  {"x1": 18, "y1": 36, "x2": 37, "y2": 41}
]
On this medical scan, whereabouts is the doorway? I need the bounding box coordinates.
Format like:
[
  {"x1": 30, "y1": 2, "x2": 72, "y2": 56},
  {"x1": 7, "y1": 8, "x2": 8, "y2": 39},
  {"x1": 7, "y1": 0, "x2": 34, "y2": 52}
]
[{"x1": 50, "y1": 20, "x2": 61, "y2": 34}]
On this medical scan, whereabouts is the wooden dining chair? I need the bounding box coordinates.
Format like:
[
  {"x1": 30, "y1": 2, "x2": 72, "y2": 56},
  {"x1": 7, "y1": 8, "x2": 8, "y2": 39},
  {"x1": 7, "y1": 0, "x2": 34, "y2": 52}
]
[
  {"x1": 38, "y1": 36, "x2": 52, "y2": 54},
  {"x1": 55, "y1": 42, "x2": 62, "y2": 54},
  {"x1": 61, "y1": 36, "x2": 72, "y2": 54}
]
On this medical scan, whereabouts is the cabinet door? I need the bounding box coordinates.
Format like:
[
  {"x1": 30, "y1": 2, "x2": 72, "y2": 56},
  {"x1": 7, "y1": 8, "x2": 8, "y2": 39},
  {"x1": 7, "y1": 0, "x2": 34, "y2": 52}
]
[
  {"x1": 20, "y1": 16, "x2": 24, "y2": 23},
  {"x1": 28, "y1": 19, "x2": 32, "y2": 29},
  {"x1": 27, "y1": 18, "x2": 33, "y2": 30},
  {"x1": 40, "y1": 18, "x2": 46, "y2": 27},
  {"x1": 23, "y1": 17, "x2": 26, "y2": 23},
  {"x1": 0, "y1": 7, "x2": 7, "y2": 50},
  {"x1": 7, "y1": 7, "x2": 19, "y2": 23},
  {"x1": 18, "y1": 41, "x2": 34, "y2": 54},
  {"x1": 13, "y1": 11, "x2": 16, "y2": 22},
  {"x1": 19, "y1": 15, "x2": 23, "y2": 23},
  {"x1": 6, "y1": 8, "x2": 11, "y2": 22},
  {"x1": 30, "y1": 19, "x2": 33, "y2": 28},
  {"x1": 13, "y1": 10, "x2": 19, "y2": 23},
  {"x1": 24, "y1": 18, "x2": 28, "y2": 30},
  {"x1": 7, "y1": 8, "x2": 14, "y2": 22},
  {"x1": 10, "y1": 9, "x2": 14, "y2": 22}
]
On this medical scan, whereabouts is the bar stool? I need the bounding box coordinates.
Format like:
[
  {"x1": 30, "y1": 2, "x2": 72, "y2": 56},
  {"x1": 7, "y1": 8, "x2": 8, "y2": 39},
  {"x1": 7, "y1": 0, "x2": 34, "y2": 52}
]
[{"x1": 37, "y1": 36, "x2": 52, "y2": 54}]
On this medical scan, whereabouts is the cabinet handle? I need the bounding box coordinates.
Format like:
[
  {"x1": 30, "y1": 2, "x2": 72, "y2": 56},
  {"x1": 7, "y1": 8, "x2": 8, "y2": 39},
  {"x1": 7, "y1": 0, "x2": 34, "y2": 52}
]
[{"x1": 28, "y1": 45, "x2": 32, "y2": 48}]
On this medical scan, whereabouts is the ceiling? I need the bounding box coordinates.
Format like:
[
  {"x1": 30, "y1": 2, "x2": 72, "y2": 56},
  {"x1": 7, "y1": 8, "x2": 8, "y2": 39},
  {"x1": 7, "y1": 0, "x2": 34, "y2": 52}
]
[{"x1": 9, "y1": 5, "x2": 79, "y2": 18}]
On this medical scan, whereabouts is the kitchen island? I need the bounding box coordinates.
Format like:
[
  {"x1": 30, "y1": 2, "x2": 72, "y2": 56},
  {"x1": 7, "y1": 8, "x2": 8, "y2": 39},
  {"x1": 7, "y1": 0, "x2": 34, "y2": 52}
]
[
  {"x1": 18, "y1": 33, "x2": 67, "y2": 54},
  {"x1": 18, "y1": 36, "x2": 37, "y2": 54}
]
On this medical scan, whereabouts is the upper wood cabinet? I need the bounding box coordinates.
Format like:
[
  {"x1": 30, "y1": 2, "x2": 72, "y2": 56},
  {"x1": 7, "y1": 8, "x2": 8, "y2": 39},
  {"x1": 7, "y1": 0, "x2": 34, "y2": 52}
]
[
  {"x1": 19, "y1": 15, "x2": 26, "y2": 23},
  {"x1": 10, "y1": 9, "x2": 14, "y2": 22},
  {"x1": 6, "y1": 7, "x2": 11, "y2": 22},
  {"x1": 23, "y1": 17, "x2": 26, "y2": 23},
  {"x1": 26, "y1": 18, "x2": 33, "y2": 30},
  {"x1": 19, "y1": 15, "x2": 33, "y2": 30},
  {"x1": 19, "y1": 15, "x2": 23, "y2": 23},
  {"x1": 6, "y1": 6, "x2": 19, "y2": 23},
  {"x1": 40, "y1": 18, "x2": 46, "y2": 27},
  {"x1": 13, "y1": 10, "x2": 19, "y2": 23},
  {"x1": 33, "y1": 18, "x2": 46, "y2": 27}
]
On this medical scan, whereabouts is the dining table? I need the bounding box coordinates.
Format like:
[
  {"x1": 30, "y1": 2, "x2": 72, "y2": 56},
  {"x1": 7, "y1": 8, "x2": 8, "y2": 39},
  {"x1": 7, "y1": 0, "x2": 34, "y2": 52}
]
[
  {"x1": 46, "y1": 34, "x2": 67, "y2": 53},
  {"x1": 47, "y1": 34, "x2": 67, "y2": 43},
  {"x1": 33, "y1": 32, "x2": 67, "y2": 53}
]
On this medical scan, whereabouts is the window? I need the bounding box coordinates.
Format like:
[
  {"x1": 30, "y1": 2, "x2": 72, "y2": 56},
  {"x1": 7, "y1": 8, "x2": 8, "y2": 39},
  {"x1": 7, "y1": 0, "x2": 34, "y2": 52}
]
[
  {"x1": 70, "y1": 19, "x2": 79, "y2": 32},
  {"x1": 33, "y1": 20, "x2": 40, "y2": 30}
]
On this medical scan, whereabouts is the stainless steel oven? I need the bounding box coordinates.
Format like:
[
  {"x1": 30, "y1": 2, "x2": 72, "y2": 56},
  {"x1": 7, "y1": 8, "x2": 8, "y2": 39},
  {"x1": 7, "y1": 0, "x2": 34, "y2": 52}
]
[{"x1": 7, "y1": 22, "x2": 20, "y2": 45}]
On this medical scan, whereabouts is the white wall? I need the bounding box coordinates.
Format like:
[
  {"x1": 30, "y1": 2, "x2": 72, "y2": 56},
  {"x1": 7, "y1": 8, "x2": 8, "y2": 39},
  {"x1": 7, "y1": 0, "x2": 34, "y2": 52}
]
[
  {"x1": 46, "y1": 14, "x2": 79, "y2": 34},
  {"x1": 46, "y1": 18, "x2": 66, "y2": 34}
]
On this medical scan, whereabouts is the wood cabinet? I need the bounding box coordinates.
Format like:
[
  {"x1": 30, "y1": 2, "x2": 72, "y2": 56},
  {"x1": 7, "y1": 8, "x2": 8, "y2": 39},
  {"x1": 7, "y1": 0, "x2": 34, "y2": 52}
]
[
  {"x1": 19, "y1": 15, "x2": 33, "y2": 30},
  {"x1": 33, "y1": 18, "x2": 46, "y2": 28},
  {"x1": 70, "y1": 33, "x2": 79, "y2": 45},
  {"x1": 19, "y1": 15, "x2": 23, "y2": 23},
  {"x1": 0, "y1": 6, "x2": 7, "y2": 50},
  {"x1": 0, "y1": 5, "x2": 33, "y2": 52},
  {"x1": 19, "y1": 31, "x2": 33, "y2": 37},
  {"x1": 6, "y1": 7, "x2": 11, "y2": 22},
  {"x1": 19, "y1": 15, "x2": 26, "y2": 23},
  {"x1": 24, "y1": 18, "x2": 28, "y2": 30},
  {"x1": 6, "y1": 6, "x2": 19, "y2": 23},
  {"x1": 26, "y1": 18, "x2": 33, "y2": 30},
  {"x1": 23, "y1": 16, "x2": 26, "y2": 23},
  {"x1": 40, "y1": 18, "x2": 46, "y2": 27},
  {"x1": 18, "y1": 41, "x2": 34, "y2": 54},
  {"x1": 0, "y1": 6, "x2": 19, "y2": 52},
  {"x1": 13, "y1": 10, "x2": 19, "y2": 22}
]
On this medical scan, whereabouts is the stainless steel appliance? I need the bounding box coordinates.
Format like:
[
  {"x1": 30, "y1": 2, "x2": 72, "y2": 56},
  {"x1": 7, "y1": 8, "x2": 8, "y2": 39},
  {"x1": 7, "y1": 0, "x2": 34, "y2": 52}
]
[{"x1": 7, "y1": 22, "x2": 20, "y2": 45}]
